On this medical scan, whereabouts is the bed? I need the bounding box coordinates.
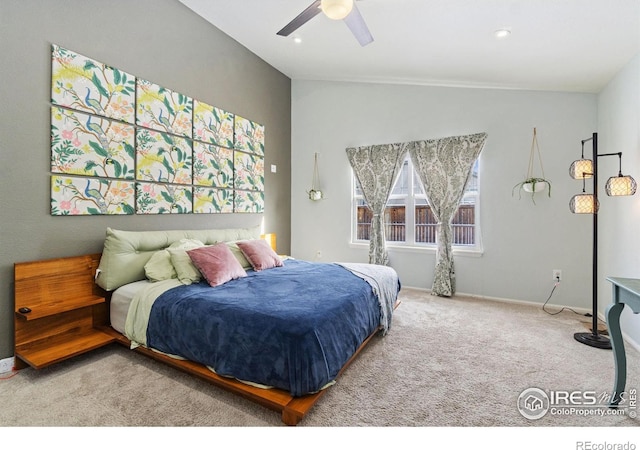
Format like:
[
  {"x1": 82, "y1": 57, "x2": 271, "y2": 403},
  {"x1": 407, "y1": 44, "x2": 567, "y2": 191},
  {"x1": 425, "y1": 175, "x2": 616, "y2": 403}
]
[{"x1": 96, "y1": 226, "x2": 401, "y2": 425}]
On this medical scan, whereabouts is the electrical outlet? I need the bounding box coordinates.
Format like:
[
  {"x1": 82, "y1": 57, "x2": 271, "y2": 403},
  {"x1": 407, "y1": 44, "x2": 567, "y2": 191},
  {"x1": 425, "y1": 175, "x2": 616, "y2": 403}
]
[
  {"x1": 316, "y1": 250, "x2": 322, "y2": 259},
  {"x1": 0, "y1": 356, "x2": 15, "y2": 374},
  {"x1": 553, "y1": 269, "x2": 562, "y2": 281}
]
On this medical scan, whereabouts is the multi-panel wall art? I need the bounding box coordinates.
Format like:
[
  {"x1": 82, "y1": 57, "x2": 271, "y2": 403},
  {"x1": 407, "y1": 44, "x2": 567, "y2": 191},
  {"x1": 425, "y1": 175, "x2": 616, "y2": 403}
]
[{"x1": 50, "y1": 44, "x2": 265, "y2": 215}]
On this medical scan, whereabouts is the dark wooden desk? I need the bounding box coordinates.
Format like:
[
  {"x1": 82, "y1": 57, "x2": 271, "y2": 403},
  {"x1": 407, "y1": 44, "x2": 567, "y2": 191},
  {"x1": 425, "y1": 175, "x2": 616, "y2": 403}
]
[{"x1": 605, "y1": 277, "x2": 640, "y2": 406}]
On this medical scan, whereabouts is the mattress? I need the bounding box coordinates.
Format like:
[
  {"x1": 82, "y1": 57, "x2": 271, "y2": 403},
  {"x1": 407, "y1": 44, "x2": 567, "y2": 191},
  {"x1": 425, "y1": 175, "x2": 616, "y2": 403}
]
[{"x1": 110, "y1": 280, "x2": 152, "y2": 334}]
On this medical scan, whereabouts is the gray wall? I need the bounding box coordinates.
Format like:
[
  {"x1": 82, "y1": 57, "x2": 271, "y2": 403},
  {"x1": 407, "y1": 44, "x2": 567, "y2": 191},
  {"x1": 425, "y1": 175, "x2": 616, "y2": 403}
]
[
  {"x1": 291, "y1": 80, "x2": 596, "y2": 310},
  {"x1": 598, "y1": 53, "x2": 640, "y2": 348},
  {"x1": 0, "y1": 0, "x2": 291, "y2": 360}
]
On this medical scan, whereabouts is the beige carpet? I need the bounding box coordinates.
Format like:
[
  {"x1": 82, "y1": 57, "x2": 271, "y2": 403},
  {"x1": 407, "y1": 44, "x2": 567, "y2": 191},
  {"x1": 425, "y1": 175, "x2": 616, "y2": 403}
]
[{"x1": 1, "y1": 288, "x2": 638, "y2": 429}]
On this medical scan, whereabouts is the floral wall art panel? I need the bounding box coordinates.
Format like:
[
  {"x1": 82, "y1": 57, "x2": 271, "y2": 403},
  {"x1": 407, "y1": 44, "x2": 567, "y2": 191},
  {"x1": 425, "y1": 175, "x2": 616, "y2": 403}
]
[
  {"x1": 51, "y1": 45, "x2": 136, "y2": 124},
  {"x1": 193, "y1": 100, "x2": 234, "y2": 148},
  {"x1": 234, "y1": 116, "x2": 265, "y2": 156},
  {"x1": 136, "y1": 182, "x2": 192, "y2": 215},
  {"x1": 234, "y1": 151, "x2": 264, "y2": 192},
  {"x1": 193, "y1": 142, "x2": 233, "y2": 188},
  {"x1": 136, "y1": 79, "x2": 193, "y2": 138},
  {"x1": 234, "y1": 190, "x2": 264, "y2": 213},
  {"x1": 193, "y1": 187, "x2": 234, "y2": 214},
  {"x1": 51, "y1": 175, "x2": 135, "y2": 215},
  {"x1": 51, "y1": 107, "x2": 135, "y2": 179},
  {"x1": 50, "y1": 45, "x2": 268, "y2": 217},
  {"x1": 136, "y1": 129, "x2": 193, "y2": 185}
]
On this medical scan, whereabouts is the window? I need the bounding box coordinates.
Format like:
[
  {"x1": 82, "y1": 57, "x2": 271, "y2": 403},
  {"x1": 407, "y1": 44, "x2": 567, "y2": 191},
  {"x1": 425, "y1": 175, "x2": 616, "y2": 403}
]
[{"x1": 353, "y1": 157, "x2": 480, "y2": 250}]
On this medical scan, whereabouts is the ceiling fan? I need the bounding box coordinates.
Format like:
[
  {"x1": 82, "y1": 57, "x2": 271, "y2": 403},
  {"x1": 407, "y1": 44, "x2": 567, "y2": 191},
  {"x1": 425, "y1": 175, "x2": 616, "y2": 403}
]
[{"x1": 276, "y1": 0, "x2": 374, "y2": 47}]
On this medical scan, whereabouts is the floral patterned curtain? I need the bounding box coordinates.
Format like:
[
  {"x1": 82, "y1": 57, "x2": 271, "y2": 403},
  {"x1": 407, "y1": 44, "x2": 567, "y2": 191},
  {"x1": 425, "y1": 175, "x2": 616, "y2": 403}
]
[
  {"x1": 346, "y1": 143, "x2": 408, "y2": 265},
  {"x1": 409, "y1": 132, "x2": 487, "y2": 296}
]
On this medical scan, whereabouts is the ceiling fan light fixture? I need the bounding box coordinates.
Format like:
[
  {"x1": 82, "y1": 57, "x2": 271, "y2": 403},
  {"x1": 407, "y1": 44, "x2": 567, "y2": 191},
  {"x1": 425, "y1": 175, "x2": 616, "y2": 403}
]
[{"x1": 320, "y1": 0, "x2": 354, "y2": 20}]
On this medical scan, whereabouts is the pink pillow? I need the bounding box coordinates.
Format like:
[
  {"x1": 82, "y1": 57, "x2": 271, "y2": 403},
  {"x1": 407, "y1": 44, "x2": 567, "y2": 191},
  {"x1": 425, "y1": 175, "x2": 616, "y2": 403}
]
[
  {"x1": 186, "y1": 243, "x2": 247, "y2": 287},
  {"x1": 236, "y1": 239, "x2": 283, "y2": 271}
]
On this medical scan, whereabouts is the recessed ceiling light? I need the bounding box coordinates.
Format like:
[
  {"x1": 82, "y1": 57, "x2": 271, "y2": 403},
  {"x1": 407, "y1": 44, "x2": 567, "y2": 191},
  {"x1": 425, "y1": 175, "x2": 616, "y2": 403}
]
[
  {"x1": 293, "y1": 36, "x2": 302, "y2": 44},
  {"x1": 494, "y1": 28, "x2": 511, "y2": 39}
]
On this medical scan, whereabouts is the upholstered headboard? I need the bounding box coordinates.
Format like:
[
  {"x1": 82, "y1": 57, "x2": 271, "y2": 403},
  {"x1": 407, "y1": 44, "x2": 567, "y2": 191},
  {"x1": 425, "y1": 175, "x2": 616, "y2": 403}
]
[{"x1": 95, "y1": 226, "x2": 261, "y2": 291}]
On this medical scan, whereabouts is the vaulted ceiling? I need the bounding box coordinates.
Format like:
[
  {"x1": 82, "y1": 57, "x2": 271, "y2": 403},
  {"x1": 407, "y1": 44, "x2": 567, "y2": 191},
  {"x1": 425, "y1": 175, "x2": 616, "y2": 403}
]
[{"x1": 179, "y1": 0, "x2": 640, "y2": 93}]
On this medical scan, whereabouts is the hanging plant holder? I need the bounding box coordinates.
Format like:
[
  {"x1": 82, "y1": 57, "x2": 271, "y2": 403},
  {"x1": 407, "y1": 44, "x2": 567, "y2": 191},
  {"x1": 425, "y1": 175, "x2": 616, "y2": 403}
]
[
  {"x1": 522, "y1": 180, "x2": 547, "y2": 193},
  {"x1": 308, "y1": 189, "x2": 323, "y2": 201},
  {"x1": 513, "y1": 127, "x2": 551, "y2": 204},
  {"x1": 307, "y1": 152, "x2": 324, "y2": 201}
]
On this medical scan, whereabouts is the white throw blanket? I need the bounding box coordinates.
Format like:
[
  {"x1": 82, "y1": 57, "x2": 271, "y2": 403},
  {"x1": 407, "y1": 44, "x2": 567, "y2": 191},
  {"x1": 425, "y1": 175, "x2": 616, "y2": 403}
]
[{"x1": 336, "y1": 262, "x2": 400, "y2": 334}]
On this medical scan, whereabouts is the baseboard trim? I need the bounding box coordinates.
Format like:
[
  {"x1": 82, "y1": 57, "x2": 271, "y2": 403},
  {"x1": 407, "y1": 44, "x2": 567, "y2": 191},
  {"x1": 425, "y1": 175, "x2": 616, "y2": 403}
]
[
  {"x1": 402, "y1": 285, "x2": 640, "y2": 352},
  {"x1": 402, "y1": 285, "x2": 592, "y2": 314},
  {"x1": 0, "y1": 356, "x2": 15, "y2": 374}
]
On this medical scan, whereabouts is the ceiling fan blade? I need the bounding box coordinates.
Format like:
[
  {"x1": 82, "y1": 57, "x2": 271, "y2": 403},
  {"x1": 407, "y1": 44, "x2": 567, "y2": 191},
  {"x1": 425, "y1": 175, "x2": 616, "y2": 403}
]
[
  {"x1": 343, "y1": 2, "x2": 374, "y2": 46},
  {"x1": 277, "y1": 0, "x2": 322, "y2": 37}
]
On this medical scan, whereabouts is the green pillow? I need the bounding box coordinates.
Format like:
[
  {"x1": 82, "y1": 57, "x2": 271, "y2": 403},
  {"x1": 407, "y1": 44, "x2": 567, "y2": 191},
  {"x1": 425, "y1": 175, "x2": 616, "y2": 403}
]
[
  {"x1": 144, "y1": 250, "x2": 175, "y2": 282},
  {"x1": 168, "y1": 239, "x2": 206, "y2": 285},
  {"x1": 95, "y1": 226, "x2": 261, "y2": 291},
  {"x1": 226, "y1": 241, "x2": 252, "y2": 269}
]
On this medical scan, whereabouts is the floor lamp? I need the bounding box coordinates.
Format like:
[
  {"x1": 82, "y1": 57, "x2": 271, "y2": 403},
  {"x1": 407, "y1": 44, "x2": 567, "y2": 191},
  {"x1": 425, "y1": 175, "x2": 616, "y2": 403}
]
[{"x1": 569, "y1": 132, "x2": 637, "y2": 349}]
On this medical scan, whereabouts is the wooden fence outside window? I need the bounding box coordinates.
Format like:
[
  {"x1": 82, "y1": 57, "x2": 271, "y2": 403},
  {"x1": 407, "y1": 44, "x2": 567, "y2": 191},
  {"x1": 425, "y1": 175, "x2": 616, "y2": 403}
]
[{"x1": 356, "y1": 205, "x2": 475, "y2": 245}]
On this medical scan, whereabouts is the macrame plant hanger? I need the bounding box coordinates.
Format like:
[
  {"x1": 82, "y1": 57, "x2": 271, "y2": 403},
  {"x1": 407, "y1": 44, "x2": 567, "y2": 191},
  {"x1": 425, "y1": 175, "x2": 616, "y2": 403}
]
[
  {"x1": 527, "y1": 127, "x2": 546, "y2": 183},
  {"x1": 513, "y1": 127, "x2": 551, "y2": 203},
  {"x1": 308, "y1": 152, "x2": 323, "y2": 201}
]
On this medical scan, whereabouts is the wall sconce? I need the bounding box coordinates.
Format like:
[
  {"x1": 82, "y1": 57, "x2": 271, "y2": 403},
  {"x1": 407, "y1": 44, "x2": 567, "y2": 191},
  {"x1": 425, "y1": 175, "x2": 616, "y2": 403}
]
[
  {"x1": 569, "y1": 132, "x2": 637, "y2": 349},
  {"x1": 308, "y1": 152, "x2": 324, "y2": 201}
]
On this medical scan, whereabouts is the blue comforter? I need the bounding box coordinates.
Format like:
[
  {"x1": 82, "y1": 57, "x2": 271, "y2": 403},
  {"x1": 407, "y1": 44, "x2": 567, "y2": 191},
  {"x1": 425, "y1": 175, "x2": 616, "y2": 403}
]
[{"x1": 145, "y1": 259, "x2": 398, "y2": 396}]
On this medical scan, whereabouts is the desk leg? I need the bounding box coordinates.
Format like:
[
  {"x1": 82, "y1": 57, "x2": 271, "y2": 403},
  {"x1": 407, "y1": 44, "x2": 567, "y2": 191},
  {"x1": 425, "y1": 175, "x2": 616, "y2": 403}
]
[{"x1": 605, "y1": 302, "x2": 626, "y2": 406}]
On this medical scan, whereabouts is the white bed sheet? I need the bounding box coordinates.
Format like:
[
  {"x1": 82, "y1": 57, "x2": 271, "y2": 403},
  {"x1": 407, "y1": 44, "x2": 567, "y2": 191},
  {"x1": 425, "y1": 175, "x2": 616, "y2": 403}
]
[{"x1": 110, "y1": 280, "x2": 153, "y2": 334}]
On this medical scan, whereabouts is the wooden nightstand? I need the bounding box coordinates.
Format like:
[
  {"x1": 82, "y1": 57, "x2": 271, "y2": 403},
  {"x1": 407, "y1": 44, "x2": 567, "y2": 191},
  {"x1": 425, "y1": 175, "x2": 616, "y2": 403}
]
[{"x1": 14, "y1": 253, "x2": 115, "y2": 370}]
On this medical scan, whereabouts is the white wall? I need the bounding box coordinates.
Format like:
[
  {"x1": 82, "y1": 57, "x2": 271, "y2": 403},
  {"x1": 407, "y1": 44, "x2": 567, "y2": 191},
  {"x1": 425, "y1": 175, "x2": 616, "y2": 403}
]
[
  {"x1": 291, "y1": 80, "x2": 597, "y2": 308},
  {"x1": 598, "y1": 53, "x2": 640, "y2": 346}
]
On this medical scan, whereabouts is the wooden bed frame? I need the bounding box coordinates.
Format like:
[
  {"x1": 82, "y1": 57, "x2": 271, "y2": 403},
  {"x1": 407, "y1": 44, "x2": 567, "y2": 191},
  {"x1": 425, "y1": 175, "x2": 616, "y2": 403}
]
[
  {"x1": 102, "y1": 315, "x2": 380, "y2": 425},
  {"x1": 14, "y1": 253, "x2": 395, "y2": 426}
]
